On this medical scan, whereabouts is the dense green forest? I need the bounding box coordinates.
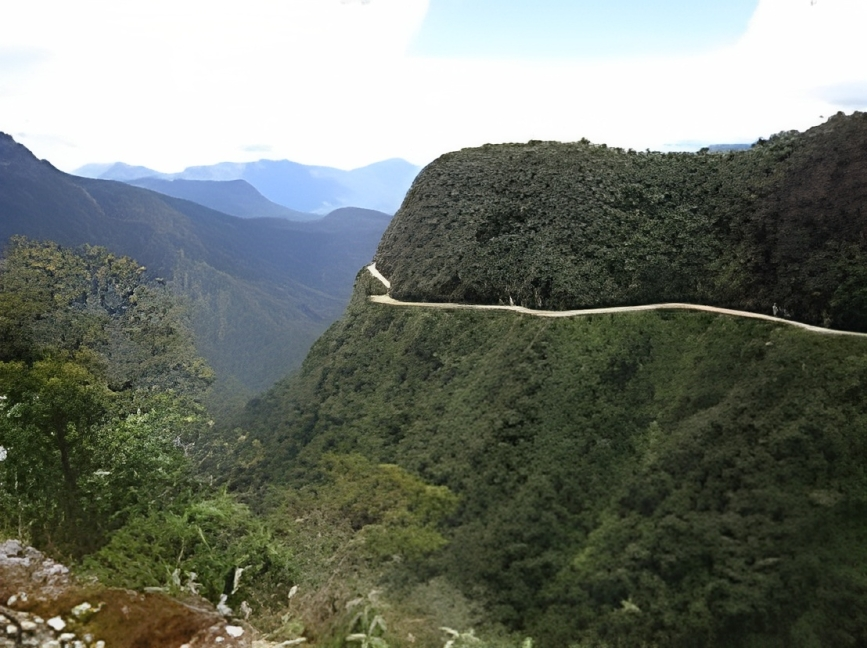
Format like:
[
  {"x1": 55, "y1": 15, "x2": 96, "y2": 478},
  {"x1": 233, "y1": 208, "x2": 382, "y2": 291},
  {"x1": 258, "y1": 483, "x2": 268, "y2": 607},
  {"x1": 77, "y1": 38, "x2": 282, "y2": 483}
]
[
  {"x1": 3, "y1": 114, "x2": 867, "y2": 647},
  {"x1": 0, "y1": 240, "x2": 295, "y2": 616},
  {"x1": 0, "y1": 239, "x2": 464, "y2": 646},
  {"x1": 224, "y1": 269, "x2": 867, "y2": 647},
  {"x1": 377, "y1": 112, "x2": 867, "y2": 332}
]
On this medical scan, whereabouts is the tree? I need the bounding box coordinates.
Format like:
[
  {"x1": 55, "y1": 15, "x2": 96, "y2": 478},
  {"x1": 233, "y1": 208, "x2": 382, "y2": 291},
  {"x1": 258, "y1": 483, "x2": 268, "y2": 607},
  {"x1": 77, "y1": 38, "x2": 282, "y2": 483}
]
[{"x1": 0, "y1": 238, "x2": 213, "y2": 556}]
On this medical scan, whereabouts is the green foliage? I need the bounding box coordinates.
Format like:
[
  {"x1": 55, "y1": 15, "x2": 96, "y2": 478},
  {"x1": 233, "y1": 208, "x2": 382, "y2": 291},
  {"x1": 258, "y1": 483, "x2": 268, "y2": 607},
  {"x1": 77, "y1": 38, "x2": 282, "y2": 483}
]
[
  {"x1": 376, "y1": 114, "x2": 867, "y2": 332},
  {"x1": 0, "y1": 237, "x2": 213, "y2": 392},
  {"x1": 0, "y1": 356, "x2": 110, "y2": 548},
  {"x1": 0, "y1": 356, "x2": 201, "y2": 555},
  {"x1": 311, "y1": 454, "x2": 459, "y2": 561},
  {"x1": 344, "y1": 591, "x2": 390, "y2": 648},
  {"x1": 0, "y1": 238, "x2": 211, "y2": 556},
  {"x1": 83, "y1": 491, "x2": 297, "y2": 609},
  {"x1": 208, "y1": 453, "x2": 460, "y2": 646},
  {"x1": 227, "y1": 280, "x2": 867, "y2": 647}
]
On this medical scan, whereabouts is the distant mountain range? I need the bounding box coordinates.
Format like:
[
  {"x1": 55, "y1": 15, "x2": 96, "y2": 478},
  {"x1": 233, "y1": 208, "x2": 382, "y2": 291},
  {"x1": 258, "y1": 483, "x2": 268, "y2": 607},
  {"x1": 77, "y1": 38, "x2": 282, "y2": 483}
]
[
  {"x1": 75, "y1": 157, "x2": 422, "y2": 216},
  {"x1": 0, "y1": 133, "x2": 393, "y2": 410},
  {"x1": 124, "y1": 177, "x2": 317, "y2": 221},
  {"x1": 706, "y1": 143, "x2": 751, "y2": 152}
]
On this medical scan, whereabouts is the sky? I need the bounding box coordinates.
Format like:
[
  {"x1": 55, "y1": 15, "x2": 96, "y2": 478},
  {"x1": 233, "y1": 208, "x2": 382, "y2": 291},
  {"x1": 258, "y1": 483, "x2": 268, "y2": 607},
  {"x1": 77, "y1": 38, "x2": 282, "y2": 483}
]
[{"x1": 1, "y1": 0, "x2": 866, "y2": 173}]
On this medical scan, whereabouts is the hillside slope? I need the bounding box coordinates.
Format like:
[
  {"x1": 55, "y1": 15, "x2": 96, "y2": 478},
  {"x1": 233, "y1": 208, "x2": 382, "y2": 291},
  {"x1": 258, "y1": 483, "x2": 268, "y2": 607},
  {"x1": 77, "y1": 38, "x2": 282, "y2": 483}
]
[
  {"x1": 231, "y1": 270, "x2": 867, "y2": 647},
  {"x1": 376, "y1": 111, "x2": 867, "y2": 331},
  {"x1": 0, "y1": 133, "x2": 390, "y2": 403},
  {"x1": 226, "y1": 113, "x2": 867, "y2": 647}
]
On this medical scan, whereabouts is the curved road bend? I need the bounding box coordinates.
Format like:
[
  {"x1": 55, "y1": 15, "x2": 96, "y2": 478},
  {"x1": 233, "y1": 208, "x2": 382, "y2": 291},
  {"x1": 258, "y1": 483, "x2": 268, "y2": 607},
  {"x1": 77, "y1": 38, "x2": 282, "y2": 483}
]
[{"x1": 366, "y1": 264, "x2": 867, "y2": 339}]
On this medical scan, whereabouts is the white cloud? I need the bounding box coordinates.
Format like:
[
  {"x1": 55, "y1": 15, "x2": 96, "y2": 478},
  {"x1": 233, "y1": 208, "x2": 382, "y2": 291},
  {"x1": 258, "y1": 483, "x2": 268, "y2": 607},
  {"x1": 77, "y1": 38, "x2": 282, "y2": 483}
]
[
  {"x1": 2, "y1": 0, "x2": 429, "y2": 170},
  {"x1": 1, "y1": 0, "x2": 865, "y2": 172},
  {"x1": 394, "y1": 0, "x2": 867, "y2": 160}
]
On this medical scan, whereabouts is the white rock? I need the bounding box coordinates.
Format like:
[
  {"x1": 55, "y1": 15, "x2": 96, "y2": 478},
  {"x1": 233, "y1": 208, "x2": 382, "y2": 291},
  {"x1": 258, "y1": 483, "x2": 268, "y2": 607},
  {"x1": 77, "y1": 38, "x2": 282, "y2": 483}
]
[
  {"x1": 21, "y1": 620, "x2": 37, "y2": 631},
  {"x1": 41, "y1": 641, "x2": 61, "y2": 648},
  {"x1": 58, "y1": 632, "x2": 76, "y2": 641},
  {"x1": 95, "y1": 641, "x2": 106, "y2": 648},
  {"x1": 70, "y1": 602, "x2": 92, "y2": 618},
  {"x1": 6, "y1": 624, "x2": 17, "y2": 635},
  {"x1": 226, "y1": 625, "x2": 244, "y2": 637},
  {"x1": 216, "y1": 594, "x2": 233, "y2": 617},
  {"x1": 46, "y1": 616, "x2": 66, "y2": 631}
]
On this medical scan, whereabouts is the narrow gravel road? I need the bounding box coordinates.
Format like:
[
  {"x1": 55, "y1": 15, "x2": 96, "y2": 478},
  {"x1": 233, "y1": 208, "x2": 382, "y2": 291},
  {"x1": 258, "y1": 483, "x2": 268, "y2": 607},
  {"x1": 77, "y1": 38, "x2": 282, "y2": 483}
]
[{"x1": 366, "y1": 264, "x2": 867, "y2": 339}]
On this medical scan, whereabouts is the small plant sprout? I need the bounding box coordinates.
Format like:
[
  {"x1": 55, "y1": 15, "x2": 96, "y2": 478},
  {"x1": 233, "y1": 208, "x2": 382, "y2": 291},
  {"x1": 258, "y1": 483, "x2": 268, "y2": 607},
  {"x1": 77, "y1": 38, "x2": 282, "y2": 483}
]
[
  {"x1": 440, "y1": 627, "x2": 482, "y2": 648},
  {"x1": 345, "y1": 591, "x2": 388, "y2": 648},
  {"x1": 620, "y1": 597, "x2": 641, "y2": 614}
]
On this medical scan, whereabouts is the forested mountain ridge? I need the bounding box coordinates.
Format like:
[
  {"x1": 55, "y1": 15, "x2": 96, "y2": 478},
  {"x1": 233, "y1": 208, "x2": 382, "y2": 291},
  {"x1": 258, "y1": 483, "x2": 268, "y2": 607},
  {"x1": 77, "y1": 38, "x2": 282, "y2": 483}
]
[
  {"x1": 223, "y1": 113, "x2": 867, "y2": 647},
  {"x1": 0, "y1": 133, "x2": 391, "y2": 405},
  {"x1": 376, "y1": 111, "x2": 867, "y2": 332}
]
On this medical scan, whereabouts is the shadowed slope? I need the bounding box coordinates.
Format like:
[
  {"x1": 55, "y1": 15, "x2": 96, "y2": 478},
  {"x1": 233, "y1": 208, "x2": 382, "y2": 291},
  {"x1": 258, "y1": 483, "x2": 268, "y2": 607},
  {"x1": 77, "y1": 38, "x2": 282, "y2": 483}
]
[{"x1": 0, "y1": 133, "x2": 391, "y2": 401}]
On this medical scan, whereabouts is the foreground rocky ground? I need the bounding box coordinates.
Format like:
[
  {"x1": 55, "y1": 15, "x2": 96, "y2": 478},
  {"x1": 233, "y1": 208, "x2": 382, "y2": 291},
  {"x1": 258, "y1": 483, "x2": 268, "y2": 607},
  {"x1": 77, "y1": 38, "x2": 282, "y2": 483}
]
[{"x1": 0, "y1": 540, "x2": 268, "y2": 648}]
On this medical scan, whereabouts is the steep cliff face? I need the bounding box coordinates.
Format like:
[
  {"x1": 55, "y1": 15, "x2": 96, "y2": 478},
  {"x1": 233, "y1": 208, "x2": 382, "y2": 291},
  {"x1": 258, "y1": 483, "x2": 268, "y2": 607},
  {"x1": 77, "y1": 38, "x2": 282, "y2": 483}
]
[
  {"x1": 226, "y1": 113, "x2": 867, "y2": 647},
  {"x1": 232, "y1": 270, "x2": 867, "y2": 648},
  {"x1": 376, "y1": 112, "x2": 867, "y2": 330}
]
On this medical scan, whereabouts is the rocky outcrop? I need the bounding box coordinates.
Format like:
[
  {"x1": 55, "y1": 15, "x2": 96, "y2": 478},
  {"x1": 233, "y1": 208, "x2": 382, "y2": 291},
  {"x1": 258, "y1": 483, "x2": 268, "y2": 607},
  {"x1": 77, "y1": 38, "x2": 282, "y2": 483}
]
[{"x1": 0, "y1": 539, "x2": 250, "y2": 648}]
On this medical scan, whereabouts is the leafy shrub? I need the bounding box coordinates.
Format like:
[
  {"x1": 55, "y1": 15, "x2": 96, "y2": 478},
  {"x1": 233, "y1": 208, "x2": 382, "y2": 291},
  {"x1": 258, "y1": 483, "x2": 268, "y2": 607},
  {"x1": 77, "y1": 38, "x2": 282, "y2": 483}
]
[{"x1": 83, "y1": 491, "x2": 297, "y2": 610}]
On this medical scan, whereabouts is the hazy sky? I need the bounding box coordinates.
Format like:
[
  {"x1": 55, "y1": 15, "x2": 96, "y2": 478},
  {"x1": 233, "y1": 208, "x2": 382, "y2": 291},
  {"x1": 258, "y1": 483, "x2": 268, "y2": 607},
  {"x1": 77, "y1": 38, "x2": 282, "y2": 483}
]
[{"x1": 2, "y1": 0, "x2": 866, "y2": 172}]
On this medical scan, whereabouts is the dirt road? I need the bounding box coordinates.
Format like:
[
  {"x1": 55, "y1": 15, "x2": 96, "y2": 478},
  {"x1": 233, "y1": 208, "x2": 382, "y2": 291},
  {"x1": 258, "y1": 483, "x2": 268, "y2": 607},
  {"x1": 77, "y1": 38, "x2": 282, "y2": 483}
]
[{"x1": 365, "y1": 264, "x2": 867, "y2": 339}]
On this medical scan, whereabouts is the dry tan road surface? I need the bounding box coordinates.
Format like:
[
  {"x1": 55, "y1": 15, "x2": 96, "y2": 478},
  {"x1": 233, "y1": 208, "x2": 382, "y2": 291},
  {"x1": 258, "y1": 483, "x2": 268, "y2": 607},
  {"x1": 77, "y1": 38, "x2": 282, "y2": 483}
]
[{"x1": 365, "y1": 264, "x2": 867, "y2": 339}]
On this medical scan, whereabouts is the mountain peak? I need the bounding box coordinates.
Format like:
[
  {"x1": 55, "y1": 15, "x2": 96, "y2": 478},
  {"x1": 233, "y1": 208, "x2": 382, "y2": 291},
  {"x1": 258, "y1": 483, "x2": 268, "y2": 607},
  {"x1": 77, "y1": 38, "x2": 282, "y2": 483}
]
[
  {"x1": 0, "y1": 132, "x2": 35, "y2": 162},
  {"x1": 0, "y1": 132, "x2": 61, "y2": 176}
]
